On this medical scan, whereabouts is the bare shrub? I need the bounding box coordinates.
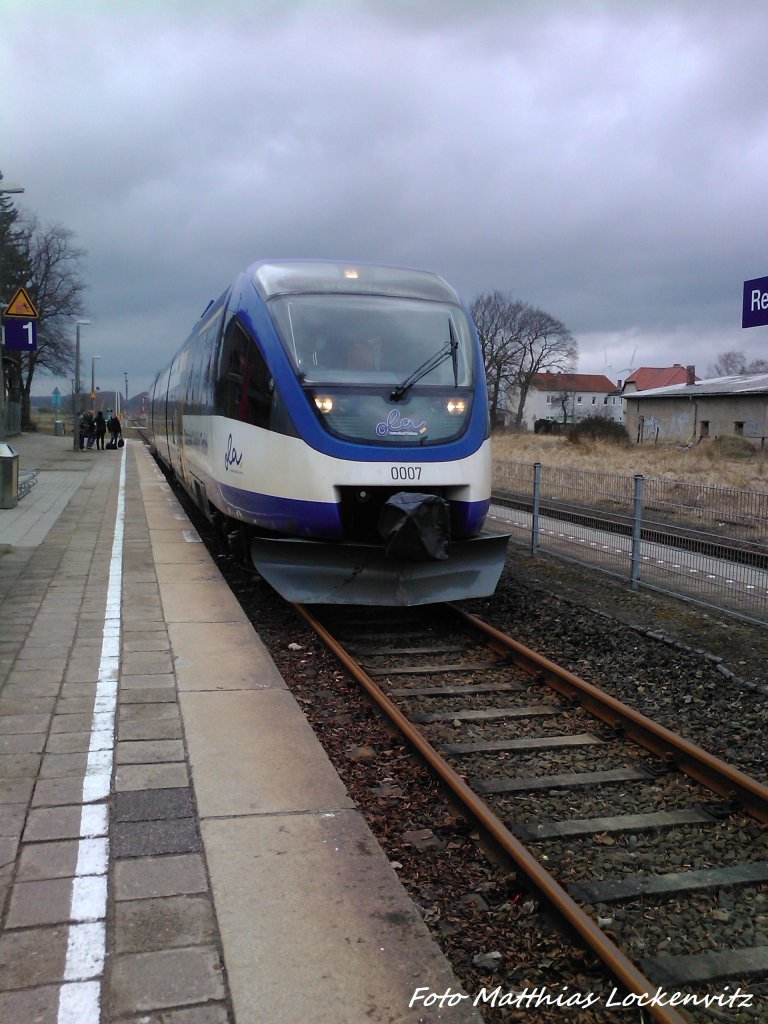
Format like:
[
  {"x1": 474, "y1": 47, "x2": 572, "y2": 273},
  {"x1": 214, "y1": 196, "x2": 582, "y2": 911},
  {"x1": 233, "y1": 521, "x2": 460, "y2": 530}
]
[{"x1": 566, "y1": 416, "x2": 630, "y2": 445}]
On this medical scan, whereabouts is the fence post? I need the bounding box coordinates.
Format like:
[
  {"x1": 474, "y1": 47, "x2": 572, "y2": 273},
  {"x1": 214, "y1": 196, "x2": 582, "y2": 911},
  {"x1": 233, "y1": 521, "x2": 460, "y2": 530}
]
[
  {"x1": 630, "y1": 473, "x2": 644, "y2": 590},
  {"x1": 531, "y1": 462, "x2": 541, "y2": 553}
]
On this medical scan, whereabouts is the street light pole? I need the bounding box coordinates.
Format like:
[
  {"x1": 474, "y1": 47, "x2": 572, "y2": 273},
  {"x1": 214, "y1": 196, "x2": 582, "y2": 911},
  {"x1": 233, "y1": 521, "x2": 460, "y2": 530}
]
[
  {"x1": 72, "y1": 319, "x2": 90, "y2": 450},
  {"x1": 91, "y1": 355, "x2": 101, "y2": 402}
]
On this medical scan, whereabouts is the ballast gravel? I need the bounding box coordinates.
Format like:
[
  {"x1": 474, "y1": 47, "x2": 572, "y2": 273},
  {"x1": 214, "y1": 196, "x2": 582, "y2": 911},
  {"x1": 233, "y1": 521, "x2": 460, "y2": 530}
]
[{"x1": 200, "y1": 517, "x2": 768, "y2": 1024}]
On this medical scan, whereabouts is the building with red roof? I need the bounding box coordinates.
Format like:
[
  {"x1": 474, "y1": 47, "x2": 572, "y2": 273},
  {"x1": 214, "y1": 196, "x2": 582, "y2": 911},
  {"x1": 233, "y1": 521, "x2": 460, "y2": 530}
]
[
  {"x1": 622, "y1": 364, "x2": 698, "y2": 394},
  {"x1": 514, "y1": 371, "x2": 622, "y2": 430}
]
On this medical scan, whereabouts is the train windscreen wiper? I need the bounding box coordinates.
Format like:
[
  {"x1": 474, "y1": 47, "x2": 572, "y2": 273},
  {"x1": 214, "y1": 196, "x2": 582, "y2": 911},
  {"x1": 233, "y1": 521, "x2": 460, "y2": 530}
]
[{"x1": 390, "y1": 318, "x2": 459, "y2": 402}]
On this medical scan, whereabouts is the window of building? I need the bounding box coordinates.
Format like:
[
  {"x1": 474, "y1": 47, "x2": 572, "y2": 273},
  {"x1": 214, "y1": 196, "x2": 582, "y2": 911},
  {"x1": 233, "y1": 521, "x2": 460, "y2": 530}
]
[
  {"x1": 591, "y1": 396, "x2": 596, "y2": 404},
  {"x1": 734, "y1": 422, "x2": 744, "y2": 435},
  {"x1": 577, "y1": 396, "x2": 582, "y2": 404},
  {"x1": 700, "y1": 421, "x2": 710, "y2": 438},
  {"x1": 546, "y1": 394, "x2": 553, "y2": 404}
]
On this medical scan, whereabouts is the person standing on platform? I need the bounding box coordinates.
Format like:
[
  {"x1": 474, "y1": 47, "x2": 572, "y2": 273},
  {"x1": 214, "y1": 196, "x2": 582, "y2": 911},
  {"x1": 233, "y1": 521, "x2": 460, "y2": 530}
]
[
  {"x1": 94, "y1": 410, "x2": 107, "y2": 450},
  {"x1": 107, "y1": 410, "x2": 122, "y2": 448},
  {"x1": 78, "y1": 409, "x2": 93, "y2": 451},
  {"x1": 86, "y1": 411, "x2": 97, "y2": 449}
]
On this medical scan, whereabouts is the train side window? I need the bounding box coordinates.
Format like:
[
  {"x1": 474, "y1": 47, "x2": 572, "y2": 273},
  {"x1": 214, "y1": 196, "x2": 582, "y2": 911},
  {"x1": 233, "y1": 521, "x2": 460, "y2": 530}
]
[{"x1": 216, "y1": 320, "x2": 273, "y2": 428}]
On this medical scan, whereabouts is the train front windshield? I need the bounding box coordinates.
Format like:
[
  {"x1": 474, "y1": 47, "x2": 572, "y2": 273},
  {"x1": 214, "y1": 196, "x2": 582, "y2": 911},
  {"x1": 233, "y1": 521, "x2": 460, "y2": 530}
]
[{"x1": 270, "y1": 294, "x2": 476, "y2": 445}]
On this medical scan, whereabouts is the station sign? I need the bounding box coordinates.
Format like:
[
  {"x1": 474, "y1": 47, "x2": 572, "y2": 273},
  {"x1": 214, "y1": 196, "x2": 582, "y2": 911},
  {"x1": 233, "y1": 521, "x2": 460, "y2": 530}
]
[
  {"x1": 742, "y1": 275, "x2": 768, "y2": 328},
  {"x1": 2, "y1": 285, "x2": 39, "y2": 351},
  {"x1": 3, "y1": 317, "x2": 37, "y2": 350}
]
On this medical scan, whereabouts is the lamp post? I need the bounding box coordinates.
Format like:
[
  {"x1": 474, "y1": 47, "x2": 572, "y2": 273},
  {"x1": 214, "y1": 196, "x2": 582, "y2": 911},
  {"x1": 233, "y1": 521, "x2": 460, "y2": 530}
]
[
  {"x1": 91, "y1": 355, "x2": 101, "y2": 403},
  {"x1": 72, "y1": 319, "x2": 90, "y2": 450},
  {"x1": 0, "y1": 183, "x2": 25, "y2": 441}
]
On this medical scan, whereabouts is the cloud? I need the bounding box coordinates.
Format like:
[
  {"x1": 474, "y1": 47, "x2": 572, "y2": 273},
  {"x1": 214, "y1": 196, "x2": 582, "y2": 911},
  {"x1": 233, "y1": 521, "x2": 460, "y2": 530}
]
[{"x1": 2, "y1": 0, "x2": 767, "y2": 397}]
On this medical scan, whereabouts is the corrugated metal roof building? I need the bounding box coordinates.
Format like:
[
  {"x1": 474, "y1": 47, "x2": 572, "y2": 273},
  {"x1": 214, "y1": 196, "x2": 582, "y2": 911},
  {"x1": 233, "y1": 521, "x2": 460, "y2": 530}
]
[{"x1": 624, "y1": 372, "x2": 768, "y2": 444}]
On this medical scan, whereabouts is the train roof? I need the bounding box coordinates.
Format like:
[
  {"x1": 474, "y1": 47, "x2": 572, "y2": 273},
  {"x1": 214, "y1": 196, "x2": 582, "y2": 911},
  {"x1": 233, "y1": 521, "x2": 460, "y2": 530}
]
[{"x1": 249, "y1": 260, "x2": 461, "y2": 304}]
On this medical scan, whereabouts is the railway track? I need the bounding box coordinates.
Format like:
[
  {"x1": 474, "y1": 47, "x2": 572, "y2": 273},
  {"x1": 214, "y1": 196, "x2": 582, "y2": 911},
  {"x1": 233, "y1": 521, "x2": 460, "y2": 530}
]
[
  {"x1": 143, "y1": 437, "x2": 768, "y2": 1021},
  {"x1": 491, "y1": 489, "x2": 768, "y2": 570},
  {"x1": 295, "y1": 602, "x2": 768, "y2": 1024}
]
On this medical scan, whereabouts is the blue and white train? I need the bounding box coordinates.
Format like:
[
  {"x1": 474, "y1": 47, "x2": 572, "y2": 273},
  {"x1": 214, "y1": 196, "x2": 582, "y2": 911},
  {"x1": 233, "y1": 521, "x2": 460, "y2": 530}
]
[{"x1": 147, "y1": 259, "x2": 508, "y2": 604}]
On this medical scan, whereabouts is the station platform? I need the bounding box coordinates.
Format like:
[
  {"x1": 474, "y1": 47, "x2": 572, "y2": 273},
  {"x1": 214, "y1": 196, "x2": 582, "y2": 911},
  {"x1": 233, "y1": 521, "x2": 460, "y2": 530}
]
[{"x1": 0, "y1": 431, "x2": 480, "y2": 1024}]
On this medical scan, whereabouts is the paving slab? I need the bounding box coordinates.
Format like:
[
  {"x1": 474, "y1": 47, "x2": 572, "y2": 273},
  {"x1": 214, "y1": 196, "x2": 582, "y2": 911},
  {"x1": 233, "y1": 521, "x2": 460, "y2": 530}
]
[
  {"x1": 169, "y1": 620, "x2": 285, "y2": 691},
  {"x1": 118, "y1": 717, "x2": 183, "y2": 741},
  {"x1": 108, "y1": 946, "x2": 225, "y2": 1015},
  {"x1": 114, "y1": 787, "x2": 194, "y2": 822},
  {"x1": 202, "y1": 810, "x2": 478, "y2": 1024},
  {"x1": 17, "y1": 838, "x2": 107, "y2": 881},
  {"x1": 180, "y1": 689, "x2": 354, "y2": 817},
  {"x1": 112, "y1": 819, "x2": 200, "y2": 859},
  {"x1": 114, "y1": 763, "x2": 191, "y2": 793},
  {"x1": 113, "y1": 854, "x2": 208, "y2": 901},
  {"x1": 0, "y1": 982, "x2": 61, "y2": 1024},
  {"x1": 114, "y1": 895, "x2": 218, "y2": 953},
  {"x1": 159, "y1": 580, "x2": 247, "y2": 622}
]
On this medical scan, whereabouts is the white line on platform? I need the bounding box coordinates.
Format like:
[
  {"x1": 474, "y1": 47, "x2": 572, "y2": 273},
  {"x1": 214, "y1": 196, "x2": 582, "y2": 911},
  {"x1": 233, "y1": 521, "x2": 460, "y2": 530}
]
[{"x1": 57, "y1": 443, "x2": 126, "y2": 1024}]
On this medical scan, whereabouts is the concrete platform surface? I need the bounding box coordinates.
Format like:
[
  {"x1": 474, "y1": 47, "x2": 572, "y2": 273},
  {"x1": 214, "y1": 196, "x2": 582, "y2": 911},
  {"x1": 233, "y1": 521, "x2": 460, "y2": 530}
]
[{"x1": 0, "y1": 431, "x2": 481, "y2": 1023}]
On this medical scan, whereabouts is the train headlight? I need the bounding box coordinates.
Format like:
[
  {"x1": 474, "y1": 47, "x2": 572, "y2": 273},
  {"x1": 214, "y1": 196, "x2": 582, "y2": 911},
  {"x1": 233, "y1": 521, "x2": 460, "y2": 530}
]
[
  {"x1": 446, "y1": 398, "x2": 466, "y2": 414},
  {"x1": 314, "y1": 396, "x2": 334, "y2": 414}
]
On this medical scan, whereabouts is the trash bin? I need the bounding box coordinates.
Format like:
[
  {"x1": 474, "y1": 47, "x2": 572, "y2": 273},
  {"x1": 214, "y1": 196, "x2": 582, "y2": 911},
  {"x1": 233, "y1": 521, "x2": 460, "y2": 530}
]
[
  {"x1": 54, "y1": 419, "x2": 64, "y2": 436},
  {"x1": 0, "y1": 442, "x2": 19, "y2": 509}
]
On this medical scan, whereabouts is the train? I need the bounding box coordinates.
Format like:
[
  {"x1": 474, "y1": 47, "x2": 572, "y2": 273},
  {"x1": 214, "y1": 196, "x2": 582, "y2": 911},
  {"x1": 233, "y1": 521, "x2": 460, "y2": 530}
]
[{"x1": 147, "y1": 259, "x2": 508, "y2": 604}]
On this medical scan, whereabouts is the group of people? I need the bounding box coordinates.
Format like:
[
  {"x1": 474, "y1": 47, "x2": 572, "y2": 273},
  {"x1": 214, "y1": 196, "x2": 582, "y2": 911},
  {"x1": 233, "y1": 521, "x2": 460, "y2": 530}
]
[{"x1": 78, "y1": 408, "x2": 123, "y2": 451}]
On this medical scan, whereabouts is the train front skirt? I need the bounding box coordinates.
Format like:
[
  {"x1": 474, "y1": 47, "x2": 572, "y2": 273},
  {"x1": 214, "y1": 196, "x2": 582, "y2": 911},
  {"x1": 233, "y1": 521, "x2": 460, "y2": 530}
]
[{"x1": 250, "y1": 533, "x2": 510, "y2": 606}]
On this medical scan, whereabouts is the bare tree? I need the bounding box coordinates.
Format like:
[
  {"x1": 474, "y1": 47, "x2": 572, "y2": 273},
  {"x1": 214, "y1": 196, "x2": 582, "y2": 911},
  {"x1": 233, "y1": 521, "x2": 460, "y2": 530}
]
[
  {"x1": 471, "y1": 290, "x2": 578, "y2": 430},
  {"x1": 709, "y1": 350, "x2": 768, "y2": 376},
  {"x1": 470, "y1": 290, "x2": 527, "y2": 427},
  {"x1": 511, "y1": 307, "x2": 577, "y2": 429},
  {"x1": 16, "y1": 215, "x2": 87, "y2": 426},
  {"x1": 552, "y1": 388, "x2": 575, "y2": 423}
]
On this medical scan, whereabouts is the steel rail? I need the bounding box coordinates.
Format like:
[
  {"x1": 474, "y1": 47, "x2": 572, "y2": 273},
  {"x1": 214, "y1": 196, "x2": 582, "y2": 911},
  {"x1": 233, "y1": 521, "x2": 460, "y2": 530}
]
[
  {"x1": 451, "y1": 605, "x2": 768, "y2": 825},
  {"x1": 294, "y1": 602, "x2": 691, "y2": 1024}
]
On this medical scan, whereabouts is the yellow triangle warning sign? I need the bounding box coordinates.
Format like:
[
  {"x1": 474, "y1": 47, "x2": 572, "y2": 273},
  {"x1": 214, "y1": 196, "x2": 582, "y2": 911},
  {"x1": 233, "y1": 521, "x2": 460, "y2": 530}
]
[{"x1": 5, "y1": 286, "x2": 38, "y2": 319}]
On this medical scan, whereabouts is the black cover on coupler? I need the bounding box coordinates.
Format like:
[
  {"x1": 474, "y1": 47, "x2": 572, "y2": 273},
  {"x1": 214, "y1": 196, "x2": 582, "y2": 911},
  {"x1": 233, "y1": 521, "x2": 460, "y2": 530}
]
[{"x1": 378, "y1": 492, "x2": 450, "y2": 561}]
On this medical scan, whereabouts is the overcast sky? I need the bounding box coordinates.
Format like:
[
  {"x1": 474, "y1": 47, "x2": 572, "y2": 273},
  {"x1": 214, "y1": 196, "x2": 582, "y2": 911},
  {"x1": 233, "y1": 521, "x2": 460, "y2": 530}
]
[{"x1": 3, "y1": 0, "x2": 767, "y2": 399}]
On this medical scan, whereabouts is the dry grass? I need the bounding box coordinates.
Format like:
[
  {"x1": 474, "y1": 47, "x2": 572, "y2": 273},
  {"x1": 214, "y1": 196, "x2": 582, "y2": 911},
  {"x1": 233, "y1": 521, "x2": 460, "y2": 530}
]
[
  {"x1": 24, "y1": 411, "x2": 768, "y2": 494},
  {"x1": 28, "y1": 411, "x2": 73, "y2": 435},
  {"x1": 492, "y1": 432, "x2": 768, "y2": 494}
]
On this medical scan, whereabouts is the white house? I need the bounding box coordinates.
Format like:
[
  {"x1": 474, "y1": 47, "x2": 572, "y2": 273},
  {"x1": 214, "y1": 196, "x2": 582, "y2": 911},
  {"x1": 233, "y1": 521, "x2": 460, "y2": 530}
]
[{"x1": 514, "y1": 372, "x2": 622, "y2": 430}]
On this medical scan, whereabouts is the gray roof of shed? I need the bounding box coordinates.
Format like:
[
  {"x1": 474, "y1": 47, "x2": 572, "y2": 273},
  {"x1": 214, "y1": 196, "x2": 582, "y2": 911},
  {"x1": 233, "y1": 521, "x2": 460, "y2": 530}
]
[{"x1": 627, "y1": 373, "x2": 768, "y2": 400}]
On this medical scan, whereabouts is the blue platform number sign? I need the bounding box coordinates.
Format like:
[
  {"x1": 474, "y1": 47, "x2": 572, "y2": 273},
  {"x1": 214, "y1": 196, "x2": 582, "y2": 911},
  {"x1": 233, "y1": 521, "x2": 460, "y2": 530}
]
[
  {"x1": 4, "y1": 317, "x2": 38, "y2": 350},
  {"x1": 742, "y1": 275, "x2": 768, "y2": 329},
  {"x1": 2, "y1": 285, "x2": 39, "y2": 351}
]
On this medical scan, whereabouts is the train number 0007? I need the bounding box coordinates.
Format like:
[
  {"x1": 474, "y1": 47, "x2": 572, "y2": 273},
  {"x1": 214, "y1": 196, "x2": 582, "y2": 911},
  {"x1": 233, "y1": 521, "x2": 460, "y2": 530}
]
[{"x1": 390, "y1": 466, "x2": 422, "y2": 481}]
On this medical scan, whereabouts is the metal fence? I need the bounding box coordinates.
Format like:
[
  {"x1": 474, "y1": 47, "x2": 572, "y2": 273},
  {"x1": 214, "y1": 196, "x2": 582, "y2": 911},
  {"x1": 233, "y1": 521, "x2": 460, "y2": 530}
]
[{"x1": 492, "y1": 460, "x2": 768, "y2": 626}]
